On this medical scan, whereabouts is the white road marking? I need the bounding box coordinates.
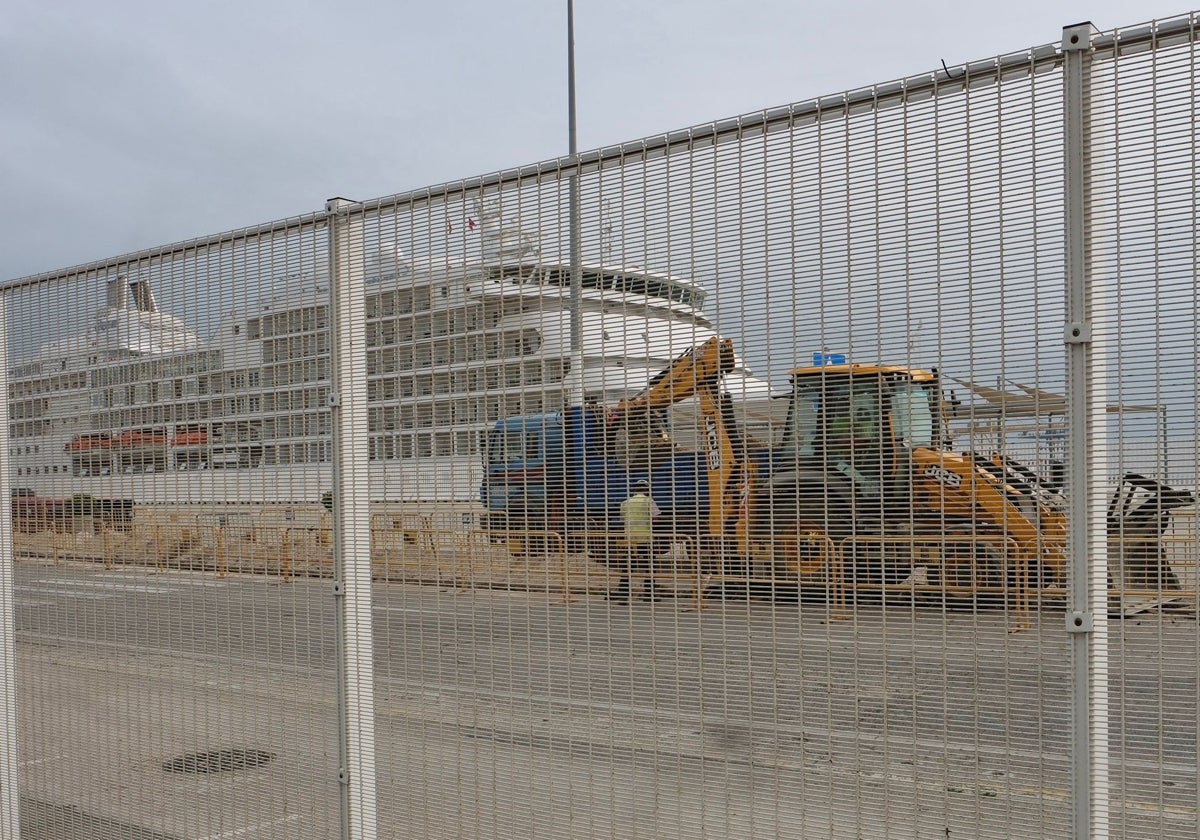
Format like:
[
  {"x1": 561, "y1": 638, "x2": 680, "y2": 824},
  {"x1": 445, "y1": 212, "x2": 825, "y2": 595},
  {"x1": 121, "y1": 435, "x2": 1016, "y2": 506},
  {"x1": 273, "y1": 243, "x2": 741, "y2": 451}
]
[{"x1": 193, "y1": 813, "x2": 303, "y2": 839}]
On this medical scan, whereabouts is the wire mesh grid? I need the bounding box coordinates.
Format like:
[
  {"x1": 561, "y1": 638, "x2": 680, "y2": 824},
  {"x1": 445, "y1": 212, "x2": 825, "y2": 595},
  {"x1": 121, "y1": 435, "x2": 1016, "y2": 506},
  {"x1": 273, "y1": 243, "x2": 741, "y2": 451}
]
[{"x1": 1, "y1": 13, "x2": 1199, "y2": 840}]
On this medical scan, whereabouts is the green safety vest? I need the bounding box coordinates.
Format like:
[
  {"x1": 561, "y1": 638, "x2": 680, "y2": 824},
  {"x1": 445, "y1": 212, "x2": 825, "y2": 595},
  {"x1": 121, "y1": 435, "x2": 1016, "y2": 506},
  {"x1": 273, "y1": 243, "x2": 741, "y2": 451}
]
[{"x1": 620, "y1": 493, "x2": 655, "y2": 543}]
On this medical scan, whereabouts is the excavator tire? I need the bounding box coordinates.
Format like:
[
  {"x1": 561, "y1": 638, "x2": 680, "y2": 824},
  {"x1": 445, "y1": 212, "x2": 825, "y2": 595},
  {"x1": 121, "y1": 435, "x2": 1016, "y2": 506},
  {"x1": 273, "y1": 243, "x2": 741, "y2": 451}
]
[{"x1": 758, "y1": 481, "x2": 855, "y2": 586}]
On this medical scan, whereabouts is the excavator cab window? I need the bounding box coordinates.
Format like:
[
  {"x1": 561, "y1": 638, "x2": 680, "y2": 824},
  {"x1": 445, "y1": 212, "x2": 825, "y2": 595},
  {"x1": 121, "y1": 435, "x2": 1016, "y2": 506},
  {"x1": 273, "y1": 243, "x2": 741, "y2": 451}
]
[
  {"x1": 889, "y1": 382, "x2": 936, "y2": 449},
  {"x1": 783, "y1": 377, "x2": 885, "y2": 458},
  {"x1": 782, "y1": 372, "x2": 939, "y2": 498},
  {"x1": 784, "y1": 382, "x2": 823, "y2": 457}
]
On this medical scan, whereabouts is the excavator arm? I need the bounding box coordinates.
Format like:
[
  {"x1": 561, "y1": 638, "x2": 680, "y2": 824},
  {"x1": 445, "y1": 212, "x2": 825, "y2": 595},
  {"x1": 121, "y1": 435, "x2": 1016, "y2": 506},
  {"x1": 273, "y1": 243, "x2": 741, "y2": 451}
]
[
  {"x1": 608, "y1": 337, "x2": 750, "y2": 544},
  {"x1": 909, "y1": 447, "x2": 1068, "y2": 577},
  {"x1": 611, "y1": 337, "x2": 736, "y2": 416}
]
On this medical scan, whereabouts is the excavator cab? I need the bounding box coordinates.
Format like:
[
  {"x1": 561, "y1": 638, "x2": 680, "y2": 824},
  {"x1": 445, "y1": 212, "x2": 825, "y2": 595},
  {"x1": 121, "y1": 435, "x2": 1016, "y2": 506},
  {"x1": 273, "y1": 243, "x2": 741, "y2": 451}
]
[
  {"x1": 778, "y1": 364, "x2": 942, "y2": 510},
  {"x1": 749, "y1": 365, "x2": 947, "y2": 583}
]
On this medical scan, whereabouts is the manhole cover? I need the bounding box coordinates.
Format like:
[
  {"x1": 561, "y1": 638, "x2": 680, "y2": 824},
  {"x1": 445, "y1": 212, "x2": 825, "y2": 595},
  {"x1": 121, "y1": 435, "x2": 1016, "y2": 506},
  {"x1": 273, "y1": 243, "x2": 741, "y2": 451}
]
[{"x1": 162, "y1": 747, "x2": 275, "y2": 774}]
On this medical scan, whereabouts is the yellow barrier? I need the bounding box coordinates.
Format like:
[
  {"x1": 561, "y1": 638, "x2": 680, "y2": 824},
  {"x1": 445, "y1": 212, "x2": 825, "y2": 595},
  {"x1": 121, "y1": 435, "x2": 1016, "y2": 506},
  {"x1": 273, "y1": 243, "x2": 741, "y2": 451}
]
[
  {"x1": 836, "y1": 533, "x2": 1031, "y2": 624},
  {"x1": 13, "y1": 514, "x2": 1197, "y2": 621}
]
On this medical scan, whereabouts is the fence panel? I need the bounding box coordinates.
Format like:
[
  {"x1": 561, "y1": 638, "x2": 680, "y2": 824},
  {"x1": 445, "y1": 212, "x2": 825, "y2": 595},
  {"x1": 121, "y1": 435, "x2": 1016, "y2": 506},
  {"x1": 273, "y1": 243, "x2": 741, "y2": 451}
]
[
  {"x1": 2, "y1": 12, "x2": 1199, "y2": 840},
  {"x1": 354, "y1": 29, "x2": 1076, "y2": 840},
  {"x1": 3, "y1": 218, "x2": 346, "y2": 838},
  {"x1": 1089, "y1": 17, "x2": 1200, "y2": 840}
]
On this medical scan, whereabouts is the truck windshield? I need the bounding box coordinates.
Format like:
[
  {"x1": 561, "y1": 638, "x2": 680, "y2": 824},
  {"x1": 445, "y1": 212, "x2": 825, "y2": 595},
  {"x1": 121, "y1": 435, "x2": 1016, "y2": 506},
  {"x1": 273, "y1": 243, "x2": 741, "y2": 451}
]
[{"x1": 486, "y1": 427, "x2": 541, "y2": 466}]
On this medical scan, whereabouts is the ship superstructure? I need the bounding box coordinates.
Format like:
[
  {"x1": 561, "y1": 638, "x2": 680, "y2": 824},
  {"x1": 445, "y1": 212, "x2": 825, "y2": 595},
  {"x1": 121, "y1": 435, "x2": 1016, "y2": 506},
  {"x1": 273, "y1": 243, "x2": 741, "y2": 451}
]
[{"x1": 7, "y1": 211, "x2": 771, "y2": 504}]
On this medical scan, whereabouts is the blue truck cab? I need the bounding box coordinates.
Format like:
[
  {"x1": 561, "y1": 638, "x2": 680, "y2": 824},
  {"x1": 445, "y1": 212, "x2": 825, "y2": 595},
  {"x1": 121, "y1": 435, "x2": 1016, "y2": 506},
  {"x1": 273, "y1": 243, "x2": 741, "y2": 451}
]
[
  {"x1": 480, "y1": 406, "x2": 708, "y2": 537},
  {"x1": 480, "y1": 412, "x2": 566, "y2": 533}
]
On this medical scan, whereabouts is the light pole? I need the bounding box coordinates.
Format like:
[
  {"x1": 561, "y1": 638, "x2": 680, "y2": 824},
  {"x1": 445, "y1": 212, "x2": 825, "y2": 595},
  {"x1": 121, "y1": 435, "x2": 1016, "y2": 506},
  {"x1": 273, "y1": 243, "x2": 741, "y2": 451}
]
[{"x1": 567, "y1": 0, "x2": 584, "y2": 406}]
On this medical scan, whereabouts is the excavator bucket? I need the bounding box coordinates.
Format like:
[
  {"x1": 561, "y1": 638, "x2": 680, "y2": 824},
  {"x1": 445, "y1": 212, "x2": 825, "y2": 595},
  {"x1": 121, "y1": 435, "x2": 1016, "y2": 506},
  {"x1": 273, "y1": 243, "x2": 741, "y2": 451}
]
[{"x1": 1107, "y1": 473, "x2": 1195, "y2": 607}]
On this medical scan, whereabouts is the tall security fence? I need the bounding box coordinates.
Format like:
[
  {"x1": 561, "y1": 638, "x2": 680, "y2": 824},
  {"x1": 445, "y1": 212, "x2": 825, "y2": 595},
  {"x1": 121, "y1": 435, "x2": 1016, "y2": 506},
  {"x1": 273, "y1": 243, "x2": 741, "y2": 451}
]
[{"x1": 2, "y1": 14, "x2": 1200, "y2": 840}]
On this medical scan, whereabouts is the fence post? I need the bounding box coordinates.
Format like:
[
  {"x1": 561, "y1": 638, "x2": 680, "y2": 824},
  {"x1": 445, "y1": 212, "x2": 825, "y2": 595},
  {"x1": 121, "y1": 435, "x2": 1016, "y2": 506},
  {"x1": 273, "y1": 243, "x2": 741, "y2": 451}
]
[
  {"x1": 103, "y1": 526, "x2": 114, "y2": 571},
  {"x1": 1063, "y1": 20, "x2": 1109, "y2": 840},
  {"x1": 153, "y1": 524, "x2": 164, "y2": 571},
  {"x1": 328, "y1": 197, "x2": 379, "y2": 840},
  {"x1": 558, "y1": 532, "x2": 575, "y2": 604},
  {"x1": 0, "y1": 296, "x2": 21, "y2": 838},
  {"x1": 216, "y1": 528, "x2": 227, "y2": 579}
]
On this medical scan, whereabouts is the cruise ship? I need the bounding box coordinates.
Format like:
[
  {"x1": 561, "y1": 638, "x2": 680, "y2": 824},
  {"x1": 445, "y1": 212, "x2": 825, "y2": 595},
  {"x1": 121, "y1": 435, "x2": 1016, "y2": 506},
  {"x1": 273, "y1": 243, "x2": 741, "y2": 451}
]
[{"x1": 6, "y1": 208, "x2": 773, "y2": 506}]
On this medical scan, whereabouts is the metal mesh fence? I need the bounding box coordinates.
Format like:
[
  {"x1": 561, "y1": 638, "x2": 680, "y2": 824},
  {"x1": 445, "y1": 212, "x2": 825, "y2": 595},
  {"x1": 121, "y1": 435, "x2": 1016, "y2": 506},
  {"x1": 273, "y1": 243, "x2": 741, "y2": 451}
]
[{"x1": 1, "y1": 13, "x2": 1199, "y2": 840}]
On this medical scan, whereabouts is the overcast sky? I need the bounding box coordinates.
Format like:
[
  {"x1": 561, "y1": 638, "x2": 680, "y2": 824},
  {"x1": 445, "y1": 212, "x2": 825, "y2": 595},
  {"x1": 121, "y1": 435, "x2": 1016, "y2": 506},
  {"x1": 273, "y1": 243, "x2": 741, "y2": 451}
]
[{"x1": 0, "y1": 0, "x2": 1188, "y2": 282}]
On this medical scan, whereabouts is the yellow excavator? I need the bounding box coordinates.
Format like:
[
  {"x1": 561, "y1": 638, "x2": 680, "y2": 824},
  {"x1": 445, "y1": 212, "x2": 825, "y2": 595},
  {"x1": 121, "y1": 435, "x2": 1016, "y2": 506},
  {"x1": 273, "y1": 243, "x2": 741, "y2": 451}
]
[
  {"x1": 716, "y1": 354, "x2": 1195, "y2": 605},
  {"x1": 609, "y1": 338, "x2": 1073, "y2": 597},
  {"x1": 740, "y1": 361, "x2": 1071, "y2": 597}
]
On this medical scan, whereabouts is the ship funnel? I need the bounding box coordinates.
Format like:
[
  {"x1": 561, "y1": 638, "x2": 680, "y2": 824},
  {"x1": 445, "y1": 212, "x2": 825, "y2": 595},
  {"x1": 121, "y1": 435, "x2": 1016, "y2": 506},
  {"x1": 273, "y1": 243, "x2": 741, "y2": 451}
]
[
  {"x1": 129, "y1": 279, "x2": 157, "y2": 312},
  {"x1": 106, "y1": 276, "x2": 130, "y2": 309}
]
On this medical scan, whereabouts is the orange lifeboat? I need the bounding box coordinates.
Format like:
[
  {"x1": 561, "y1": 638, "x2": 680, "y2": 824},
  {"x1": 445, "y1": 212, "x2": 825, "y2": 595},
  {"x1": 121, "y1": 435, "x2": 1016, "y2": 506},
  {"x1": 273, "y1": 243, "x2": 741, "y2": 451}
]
[
  {"x1": 170, "y1": 429, "x2": 209, "y2": 447},
  {"x1": 114, "y1": 429, "x2": 167, "y2": 448},
  {"x1": 65, "y1": 433, "x2": 112, "y2": 453}
]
